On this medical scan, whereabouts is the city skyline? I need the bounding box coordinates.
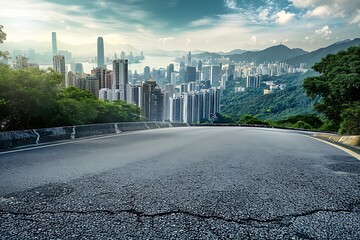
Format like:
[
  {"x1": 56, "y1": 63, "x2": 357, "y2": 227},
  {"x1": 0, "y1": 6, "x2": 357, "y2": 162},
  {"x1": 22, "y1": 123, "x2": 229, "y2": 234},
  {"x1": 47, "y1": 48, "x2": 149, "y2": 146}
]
[{"x1": 0, "y1": 0, "x2": 359, "y2": 52}]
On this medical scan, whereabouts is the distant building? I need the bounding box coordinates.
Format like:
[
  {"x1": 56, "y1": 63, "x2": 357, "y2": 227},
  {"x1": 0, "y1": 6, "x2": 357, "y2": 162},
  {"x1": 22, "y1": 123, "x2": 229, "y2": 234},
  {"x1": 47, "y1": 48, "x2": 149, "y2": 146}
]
[
  {"x1": 86, "y1": 75, "x2": 99, "y2": 98},
  {"x1": 52, "y1": 32, "x2": 57, "y2": 55},
  {"x1": 95, "y1": 67, "x2": 106, "y2": 89},
  {"x1": 97, "y1": 37, "x2": 105, "y2": 67},
  {"x1": 75, "y1": 63, "x2": 84, "y2": 74},
  {"x1": 167, "y1": 63, "x2": 174, "y2": 83},
  {"x1": 246, "y1": 76, "x2": 260, "y2": 88},
  {"x1": 99, "y1": 88, "x2": 112, "y2": 101},
  {"x1": 53, "y1": 55, "x2": 65, "y2": 77},
  {"x1": 170, "y1": 94, "x2": 183, "y2": 123},
  {"x1": 58, "y1": 50, "x2": 72, "y2": 63},
  {"x1": 144, "y1": 66, "x2": 151, "y2": 81},
  {"x1": 66, "y1": 71, "x2": 75, "y2": 87},
  {"x1": 185, "y1": 66, "x2": 196, "y2": 83},
  {"x1": 113, "y1": 59, "x2": 128, "y2": 100},
  {"x1": 142, "y1": 79, "x2": 164, "y2": 122}
]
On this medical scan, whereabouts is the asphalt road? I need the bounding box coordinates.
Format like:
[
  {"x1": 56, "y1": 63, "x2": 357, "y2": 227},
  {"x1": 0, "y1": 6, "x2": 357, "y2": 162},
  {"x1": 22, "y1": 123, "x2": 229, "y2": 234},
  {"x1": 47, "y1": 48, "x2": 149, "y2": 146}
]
[{"x1": 1, "y1": 127, "x2": 359, "y2": 239}]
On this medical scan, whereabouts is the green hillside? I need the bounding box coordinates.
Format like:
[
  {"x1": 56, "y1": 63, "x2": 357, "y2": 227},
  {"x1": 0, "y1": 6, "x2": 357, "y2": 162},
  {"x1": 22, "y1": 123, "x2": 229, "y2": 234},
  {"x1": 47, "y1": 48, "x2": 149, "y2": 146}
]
[{"x1": 221, "y1": 71, "x2": 320, "y2": 121}]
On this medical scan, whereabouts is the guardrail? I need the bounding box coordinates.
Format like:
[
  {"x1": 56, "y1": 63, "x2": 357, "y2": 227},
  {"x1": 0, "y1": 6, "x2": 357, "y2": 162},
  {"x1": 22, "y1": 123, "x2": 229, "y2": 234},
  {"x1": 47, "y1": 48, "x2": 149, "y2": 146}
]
[{"x1": 0, "y1": 122, "x2": 189, "y2": 150}]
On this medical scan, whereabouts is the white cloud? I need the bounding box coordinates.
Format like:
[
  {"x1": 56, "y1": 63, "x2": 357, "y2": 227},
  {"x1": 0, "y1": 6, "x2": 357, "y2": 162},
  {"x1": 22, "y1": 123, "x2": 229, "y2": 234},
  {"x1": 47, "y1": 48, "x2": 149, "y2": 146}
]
[
  {"x1": 275, "y1": 10, "x2": 295, "y2": 25},
  {"x1": 290, "y1": 0, "x2": 317, "y2": 8},
  {"x1": 269, "y1": 39, "x2": 277, "y2": 44},
  {"x1": 305, "y1": 5, "x2": 344, "y2": 18},
  {"x1": 224, "y1": 0, "x2": 238, "y2": 10},
  {"x1": 259, "y1": 9, "x2": 270, "y2": 21},
  {"x1": 250, "y1": 35, "x2": 257, "y2": 44},
  {"x1": 350, "y1": 10, "x2": 360, "y2": 26},
  {"x1": 290, "y1": 0, "x2": 360, "y2": 25},
  {"x1": 315, "y1": 25, "x2": 332, "y2": 36},
  {"x1": 190, "y1": 18, "x2": 213, "y2": 27},
  {"x1": 158, "y1": 37, "x2": 174, "y2": 43}
]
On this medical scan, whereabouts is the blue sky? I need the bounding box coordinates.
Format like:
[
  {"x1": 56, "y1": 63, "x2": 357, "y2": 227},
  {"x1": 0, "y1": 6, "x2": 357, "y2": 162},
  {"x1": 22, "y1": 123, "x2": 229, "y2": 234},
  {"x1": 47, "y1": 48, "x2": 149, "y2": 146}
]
[{"x1": 1, "y1": 0, "x2": 359, "y2": 52}]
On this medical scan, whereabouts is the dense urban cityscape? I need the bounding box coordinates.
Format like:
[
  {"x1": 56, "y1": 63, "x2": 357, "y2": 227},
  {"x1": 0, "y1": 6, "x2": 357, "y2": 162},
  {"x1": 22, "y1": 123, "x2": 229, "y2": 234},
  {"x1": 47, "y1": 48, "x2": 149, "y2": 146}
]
[{"x1": 9, "y1": 32, "x2": 307, "y2": 124}]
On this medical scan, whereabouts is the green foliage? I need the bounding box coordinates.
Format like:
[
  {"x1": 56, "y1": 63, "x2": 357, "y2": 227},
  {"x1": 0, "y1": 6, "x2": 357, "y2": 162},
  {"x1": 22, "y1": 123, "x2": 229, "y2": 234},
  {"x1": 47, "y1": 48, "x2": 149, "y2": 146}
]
[
  {"x1": 213, "y1": 113, "x2": 235, "y2": 123},
  {"x1": 339, "y1": 102, "x2": 360, "y2": 135},
  {"x1": 275, "y1": 114, "x2": 323, "y2": 129},
  {"x1": 291, "y1": 121, "x2": 312, "y2": 129},
  {"x1": 0, "y1": 65, "x2": 141, "y2": 131},
  {"x1": 0, "y1": 25, "x2": 9, "y2": 60},
  {"x1": 0, "y1": 65, "x2": 63, "y2": 130},
  {"x1": 222, "y1": 72, "x2": 318, "y2": 121},
  {"x1": 238, "y1": 114, "x2": 269, "y2": 125},
  {"x1": 303, "y1": 46, "x2": 360, "y2": 134}
]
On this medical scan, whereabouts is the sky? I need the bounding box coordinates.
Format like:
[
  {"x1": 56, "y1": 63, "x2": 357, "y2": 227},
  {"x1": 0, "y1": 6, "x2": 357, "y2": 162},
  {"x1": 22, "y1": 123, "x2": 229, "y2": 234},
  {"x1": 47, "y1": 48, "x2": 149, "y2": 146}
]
[{"x1": 0, "y1": 0, "x2": 360, "y2": 52}]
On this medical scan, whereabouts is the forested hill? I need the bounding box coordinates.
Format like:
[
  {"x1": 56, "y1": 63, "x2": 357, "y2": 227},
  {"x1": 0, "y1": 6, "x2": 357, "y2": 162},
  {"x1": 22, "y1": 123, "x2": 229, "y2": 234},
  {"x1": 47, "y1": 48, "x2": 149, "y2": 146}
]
[
  {"x1": 284, "y1": 38, "x2": 360, "y2": 68},
  {"x1": 221, "y1": 71, "x2": 319, "y2": 121}
]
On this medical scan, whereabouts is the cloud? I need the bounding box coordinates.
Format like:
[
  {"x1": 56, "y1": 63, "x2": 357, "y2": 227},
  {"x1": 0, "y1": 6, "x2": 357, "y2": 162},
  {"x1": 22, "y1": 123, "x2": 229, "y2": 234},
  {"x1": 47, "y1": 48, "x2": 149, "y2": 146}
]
[
  {"x1": 350, "y1": 10, "x2": 360, "y2": 26},
  {"x1": 305, "y1": 5, "x2": 343, "y2": 18},
  {"x1": 186, "y1": 38, "x2": 191, "y2": 45},
  {"x1": 315, "y1": 25, "x2": 332, "y2": 36},
  {"x1": 250, "y1": 35, "x2": 257, "y2": 44},
  {"x1": 190, "y1": 18, "x2": 214, "y2": 27},
  {"x1": 158, "y1": 37, "x2": 174, "y2": 43},
  {"x1": 259, "y1": 9, "x2": 270, "y2": 21},
  {"x1": 290, "y1": 0, "x2": 317, "y2": 8},
  {"x1": 275, "y1": 10, "x2": 295, "y2": 25},
  {"x1": 290, "y1": 0, "x2": 360, "y2": 24},
  {"x1": 269, "y1": 39, "x2": 277, "y2": 44},
  {"x1": 224, "y1": 0, "x2": 238, "y2": 10}
]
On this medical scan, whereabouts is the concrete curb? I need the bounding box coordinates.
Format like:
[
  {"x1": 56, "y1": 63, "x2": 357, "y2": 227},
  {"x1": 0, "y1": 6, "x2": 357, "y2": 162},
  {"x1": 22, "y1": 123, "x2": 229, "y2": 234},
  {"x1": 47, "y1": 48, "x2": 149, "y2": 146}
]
[
  {"x1": 313, "y1": 133, "x2": 360, "y2": 147},
  {"x1": 0, "y1": 122, "x2": 189, "y2": 150}
]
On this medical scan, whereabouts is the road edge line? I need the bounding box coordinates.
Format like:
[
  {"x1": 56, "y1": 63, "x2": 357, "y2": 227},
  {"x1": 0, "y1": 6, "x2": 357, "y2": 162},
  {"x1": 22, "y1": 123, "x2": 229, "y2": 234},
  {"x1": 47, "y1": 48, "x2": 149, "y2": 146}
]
[{"x1": 309, "y1": 136, "x2": 360, "y2": 161}]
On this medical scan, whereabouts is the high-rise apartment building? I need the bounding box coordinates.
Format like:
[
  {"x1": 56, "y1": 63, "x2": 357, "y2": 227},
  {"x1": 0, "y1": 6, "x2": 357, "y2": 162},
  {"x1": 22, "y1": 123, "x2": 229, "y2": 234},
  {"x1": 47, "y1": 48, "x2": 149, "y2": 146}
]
[
  {"x1": 53, "y1": 55, "x2": 65, "y2": 77},
  {"x1": 144, "y1": 66, "x2": 151, "y2": 81},
  {"x1": 170, "y1": 95, "x2": 183, "y2": 123},
  {"x1": 185, "y1": 66, "x2": 196, "y2": 83},
  {"x1": 142, "y1": 79, "x2": 164, "y2": 122},
  {"x1": 97, "y1": 37, "x2": 105, "y2": 67},
  {"x1": 52, "y1": 32, "x2": 57, "y2": 55},
  {"x1": 113, "y1": 59, "x2": 128, "y2": 100},
  {"x1": 167, "y1": 63, "x2": 174, "y2": 83},
  {"x1": 246, "y1": 76, "x2": 261, "y2": 88}
]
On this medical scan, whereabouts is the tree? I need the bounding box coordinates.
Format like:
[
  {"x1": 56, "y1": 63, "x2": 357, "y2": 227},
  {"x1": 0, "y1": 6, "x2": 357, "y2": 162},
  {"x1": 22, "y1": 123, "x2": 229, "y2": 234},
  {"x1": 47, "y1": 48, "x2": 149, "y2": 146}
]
[
  {"x1": 0, "y1": 25, "x2": 9, "y2": 60},
  {"x1": 303, "y1": 46, "x2": 360, "y2": 134},
  {"x1": 238, "y1": 114, "x2": 269, "y2": 125}
]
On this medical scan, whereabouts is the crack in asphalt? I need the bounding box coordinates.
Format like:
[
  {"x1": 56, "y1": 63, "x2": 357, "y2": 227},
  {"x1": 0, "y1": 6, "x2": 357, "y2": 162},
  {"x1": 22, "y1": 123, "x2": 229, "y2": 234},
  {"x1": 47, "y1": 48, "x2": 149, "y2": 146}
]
[{"x1": 0, "y1": 206, "x2": 357, "y2": 228}]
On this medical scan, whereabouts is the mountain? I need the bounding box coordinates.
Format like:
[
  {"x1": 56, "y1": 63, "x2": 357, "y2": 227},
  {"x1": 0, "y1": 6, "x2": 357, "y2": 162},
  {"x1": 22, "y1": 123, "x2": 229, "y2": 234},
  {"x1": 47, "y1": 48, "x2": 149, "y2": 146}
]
[
  {"x1": 192, "y1": 51, "x2": 222, "y2": 59},
  {"x1": 218, "y1": 49, "x2": 246, "y2": 55},
  {"x1": 228, "y1": 45, "x2": 308, "y2": 63},
  {"x1": 221, "y1": 71, "x2": 319, "y2": 121},
  {"x1": 284, "y1": 38, "x2": 360, "y2": 68}
]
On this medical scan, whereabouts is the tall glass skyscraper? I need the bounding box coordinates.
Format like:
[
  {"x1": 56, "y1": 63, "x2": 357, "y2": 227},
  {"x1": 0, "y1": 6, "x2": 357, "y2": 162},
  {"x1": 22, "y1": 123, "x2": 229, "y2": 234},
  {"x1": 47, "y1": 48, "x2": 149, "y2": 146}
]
[
  {"x1": 97, "y1": 37, "x2": 105, "y2": 67},
  {"x1": 52, "y1": 32, "x2": 57, "y2": 55}
]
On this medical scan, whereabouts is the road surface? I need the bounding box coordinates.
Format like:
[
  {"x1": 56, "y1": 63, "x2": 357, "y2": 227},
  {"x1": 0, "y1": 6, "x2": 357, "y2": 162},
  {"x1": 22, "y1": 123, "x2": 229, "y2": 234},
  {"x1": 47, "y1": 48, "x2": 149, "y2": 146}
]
[{"x1": 1, "y1": 127, "x2": 359, "y2": 239}]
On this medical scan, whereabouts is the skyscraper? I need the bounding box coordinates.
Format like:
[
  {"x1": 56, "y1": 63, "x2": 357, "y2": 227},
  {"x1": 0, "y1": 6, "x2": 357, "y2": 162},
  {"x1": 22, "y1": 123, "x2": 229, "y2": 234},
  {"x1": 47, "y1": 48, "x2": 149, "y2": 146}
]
[
  {"x1": 97, "y1": 37, "x2": 105, "y2": 67},
  {"x1": 113, "y1": 59, "x2": 128, "y2": 100},
  {"x1": 53, "y1": 55, "x2": 65, "y2": 77},
  {"x1": 52, "y1": 32, "x2": 57, "y2": 55},
  {"x1": 185, "y1": 66, "x2": 196, "y2": 83},
  {"x1": 142, "y1": 79, "x2": 164, "y2": 122},
  {"x1": 167, "y1": 63, "x2": 174, "y2": 83}
]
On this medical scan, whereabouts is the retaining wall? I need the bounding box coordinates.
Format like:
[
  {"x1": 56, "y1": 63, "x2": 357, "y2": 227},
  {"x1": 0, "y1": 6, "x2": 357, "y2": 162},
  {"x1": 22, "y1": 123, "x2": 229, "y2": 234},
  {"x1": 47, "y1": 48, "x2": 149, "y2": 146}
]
[{"x1": 0, "y1": 122, "x2": 188, "y2": 150}]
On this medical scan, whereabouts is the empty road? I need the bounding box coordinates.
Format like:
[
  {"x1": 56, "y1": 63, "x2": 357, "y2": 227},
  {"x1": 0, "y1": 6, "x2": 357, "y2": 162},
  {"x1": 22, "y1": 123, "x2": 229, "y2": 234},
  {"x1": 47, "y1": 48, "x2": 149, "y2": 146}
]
[{"x1": 1, "y1": 127, "x2": 359, "y2": 239}]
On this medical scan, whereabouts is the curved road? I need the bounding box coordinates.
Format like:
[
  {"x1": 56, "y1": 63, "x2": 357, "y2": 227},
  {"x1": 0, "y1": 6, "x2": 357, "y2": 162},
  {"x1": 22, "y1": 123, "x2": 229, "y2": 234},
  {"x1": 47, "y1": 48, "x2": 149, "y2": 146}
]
[{"x1": 1, "y1": 127, "x2": 359, "y2": 239}]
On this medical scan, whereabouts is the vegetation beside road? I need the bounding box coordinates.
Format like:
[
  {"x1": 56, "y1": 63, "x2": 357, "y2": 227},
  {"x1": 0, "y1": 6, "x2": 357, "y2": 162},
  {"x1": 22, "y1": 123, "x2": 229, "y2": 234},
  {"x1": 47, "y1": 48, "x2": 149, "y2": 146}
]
[
  {"x1": 0, "y1": 65, "x2": 141, "y2": 131},
  {"x1": 221, "y1": 46, "x2": 360, "y2": 135}
]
